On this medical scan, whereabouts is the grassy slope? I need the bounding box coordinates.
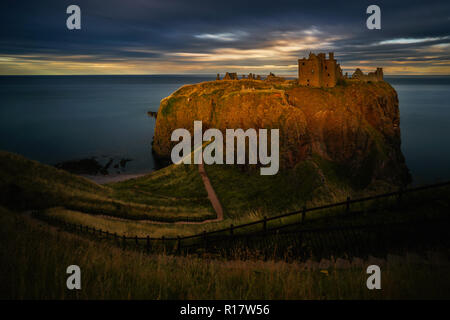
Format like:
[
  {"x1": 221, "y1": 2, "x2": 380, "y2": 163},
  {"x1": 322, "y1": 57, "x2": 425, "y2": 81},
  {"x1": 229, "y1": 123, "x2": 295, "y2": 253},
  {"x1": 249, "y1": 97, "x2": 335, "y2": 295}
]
[
  {"x1": 203, "y1": 157, "x2": 397, "y2": 219},
  {"x1": 2, "y1": 150, "x2": 449, "y2": 240},
  {"x1": 40, "y1": 166, "x2": 450, "y2": 241},
  {"x1": 1, "y1": 206, "x2": 449, "y2": 299},
  {"x1": 0, "y1": 150, "x2": 351, "y2": 237},
  {"x1": 203, "y1": 162, "x2": 322, "y2": 219},
  {"x1": 0, "y1": 151, "x2": 213, "y2": 222}
]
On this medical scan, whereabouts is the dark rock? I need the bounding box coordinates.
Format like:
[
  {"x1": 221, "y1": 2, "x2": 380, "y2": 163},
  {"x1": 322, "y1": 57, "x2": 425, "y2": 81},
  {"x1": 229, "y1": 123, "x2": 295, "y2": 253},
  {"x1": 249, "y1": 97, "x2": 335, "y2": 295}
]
[
  {"x1": 147, "y1": 111, "x2": 158, "y2": 119},
  {"x1": 55, "y1": 158, "x2": 103, "y2": 175}
]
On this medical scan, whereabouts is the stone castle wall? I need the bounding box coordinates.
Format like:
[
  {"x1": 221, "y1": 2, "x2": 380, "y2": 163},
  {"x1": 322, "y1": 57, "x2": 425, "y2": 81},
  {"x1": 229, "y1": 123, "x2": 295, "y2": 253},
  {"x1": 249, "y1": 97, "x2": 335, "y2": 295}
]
[
  {"x1": 298, "y1": 52, "x2": 343, "y2": 88},
  {"x1": 298, "y1": 52, "x2": 383, "y2": 87},
  {"x1": 352, "y1": 68, "x2": 384, "y2": 82}
]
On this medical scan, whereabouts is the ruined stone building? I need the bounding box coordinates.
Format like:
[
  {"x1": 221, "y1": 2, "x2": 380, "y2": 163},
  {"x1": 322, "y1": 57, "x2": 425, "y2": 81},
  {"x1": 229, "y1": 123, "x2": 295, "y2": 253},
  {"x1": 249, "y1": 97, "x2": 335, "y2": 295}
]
[
  {"x1": 219, "y1": 72, "x2": 263, "y2": 81},
  {"x1": 218, "y1": 53, "x2": 384, "y2": 85},
  {"x1": 265, "y1": 72, "x2": 284, "y2": 82},
  {"x1": 223, "y1": 72, "x2": 238, "y2": 80},
  {"x1": 352, "y1": 68, "x2": 384, "y2": 82},
  {"x1": 298, "y1": 52, "x2": 384, "y2": 87},
  {"x1": 298, "y1": 52, "x2": 343, "y2": 88}
]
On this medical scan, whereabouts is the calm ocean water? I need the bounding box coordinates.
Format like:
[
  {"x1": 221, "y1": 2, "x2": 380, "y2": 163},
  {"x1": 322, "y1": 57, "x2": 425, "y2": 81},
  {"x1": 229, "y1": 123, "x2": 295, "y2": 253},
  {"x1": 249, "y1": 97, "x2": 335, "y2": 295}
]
[
  {"x1": 0, "y1": 75, "x2": 449, "y2": 184},
  {"x1": 0, "y1": 75, "x2": 213, "y2": 175}
]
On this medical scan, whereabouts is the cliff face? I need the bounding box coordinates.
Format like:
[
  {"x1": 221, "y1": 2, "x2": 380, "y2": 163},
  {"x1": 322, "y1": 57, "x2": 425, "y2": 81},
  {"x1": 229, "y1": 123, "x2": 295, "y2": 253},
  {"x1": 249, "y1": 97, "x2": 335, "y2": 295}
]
[{"x1": 153, "y1": 79, "x2": 410, "y2": 189}]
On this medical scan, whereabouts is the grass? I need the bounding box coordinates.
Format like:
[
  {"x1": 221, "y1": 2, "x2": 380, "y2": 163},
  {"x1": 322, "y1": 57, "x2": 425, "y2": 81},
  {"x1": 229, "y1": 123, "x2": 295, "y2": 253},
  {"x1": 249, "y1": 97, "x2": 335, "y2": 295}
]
[
  {"x1": 1, "y1": 206, "x2": 449, "y2": 299},
  {"x1": 1, "y1": 151, "x2": 450, "y2": 299},
  {"x1": 0, "y1": 150, "x2": 357, "y2": 237},
  {"x1": 0, "y1": 151, "x2": 214, "y2": 222},
  {"x1": 202, "y1": 156, "x2": 400, "y2": 219},
  {"x1": 2, "y1": 149, "x2": 449, "y2": 248},
  {"x1": 203, "y1": 161, "x2": 323, "y2": 218},
  {"x1": 38, "y1": 177, "x2": 450, "y2": 248}
]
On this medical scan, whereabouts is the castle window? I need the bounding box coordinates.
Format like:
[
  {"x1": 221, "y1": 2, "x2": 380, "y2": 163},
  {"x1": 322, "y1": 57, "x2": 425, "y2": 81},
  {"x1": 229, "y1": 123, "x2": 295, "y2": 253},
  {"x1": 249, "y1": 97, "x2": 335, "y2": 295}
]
[
  {"x1": 325, "y1": 66, "x2": 328, "y2": 70},
  {"x1": 328, "y1": 73, "x2": 330, "y2": 77},
  {"x1": 311, "y1": 69, "x2": 314, "y2": 73}
]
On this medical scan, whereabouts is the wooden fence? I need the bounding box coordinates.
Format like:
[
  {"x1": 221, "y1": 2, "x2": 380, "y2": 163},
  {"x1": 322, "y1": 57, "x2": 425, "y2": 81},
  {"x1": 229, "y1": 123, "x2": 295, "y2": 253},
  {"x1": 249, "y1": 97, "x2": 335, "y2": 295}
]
[{"x1": 33, "y1": 180, "x2": 450, "y2": 259}]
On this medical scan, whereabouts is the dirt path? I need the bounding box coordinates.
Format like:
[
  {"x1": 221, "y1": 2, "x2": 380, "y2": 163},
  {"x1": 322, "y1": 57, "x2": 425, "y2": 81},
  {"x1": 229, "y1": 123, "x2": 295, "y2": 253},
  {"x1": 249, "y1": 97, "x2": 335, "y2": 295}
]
[
  {"x1": 125, "y1": 162, "x2": 224, "y2": 225},
  {"x1": 198, "y1": 162, "x2": 224, "y2": 222},
  {"x1": 110, "y1": 162, "x2": 224, "y2": 225},
  {"x1": 43, "y1": 143, "x2": 224, "y2": 225},
  {"x1": 43, "y1": 160, "x2": 224, "y2": 225}
]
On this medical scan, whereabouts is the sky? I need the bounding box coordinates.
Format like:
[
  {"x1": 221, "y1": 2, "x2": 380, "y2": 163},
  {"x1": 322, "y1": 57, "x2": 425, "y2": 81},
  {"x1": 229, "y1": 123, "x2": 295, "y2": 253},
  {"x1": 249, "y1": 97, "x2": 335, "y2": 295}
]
[{"x1": 0, "y1": 0, "x2": 449, "y2": 75}]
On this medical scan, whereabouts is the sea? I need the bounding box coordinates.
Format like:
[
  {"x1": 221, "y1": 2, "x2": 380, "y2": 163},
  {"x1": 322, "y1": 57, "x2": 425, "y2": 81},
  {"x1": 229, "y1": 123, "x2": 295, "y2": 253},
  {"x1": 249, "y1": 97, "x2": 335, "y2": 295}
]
[{"x1": 0, "y1": 75, "x2": 449, "y2": 185}]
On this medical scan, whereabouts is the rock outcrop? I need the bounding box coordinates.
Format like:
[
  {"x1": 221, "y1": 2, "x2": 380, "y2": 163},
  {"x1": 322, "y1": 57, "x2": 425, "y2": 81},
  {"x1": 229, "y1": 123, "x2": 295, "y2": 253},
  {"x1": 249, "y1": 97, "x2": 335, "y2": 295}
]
[{"x1": 153, "y1": 79, "x2": 410, "y2": 189}]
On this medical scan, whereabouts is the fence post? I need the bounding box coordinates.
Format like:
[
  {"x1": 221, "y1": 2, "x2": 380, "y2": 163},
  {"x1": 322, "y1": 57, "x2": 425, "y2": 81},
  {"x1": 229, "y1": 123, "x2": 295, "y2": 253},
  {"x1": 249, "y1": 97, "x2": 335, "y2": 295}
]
[
  {"x1": 346, "y1": 196, "x2": 350, "y2": 214},
  {"x1": 298, "y1": 231, "x2": 303, "y2": 257},
  {"x1": 302, "y1": 206, "x2": 306, "y2": 224},
  {"x1": 162, "y1": 236, "x2": 165, "y2": 252},
  {"x1": 398, "y1": 187, "x2": 403, "y2": 204},
  {"x1": 106, "y1": 230, "x2": 109, "y2": 239},
  {"x1": 122, "y1": 235, "x2": 126, "y2": 249},
  {"x1": 114, "y1": 232, "x2": 117, "y2": 243},
  {"x1": 177, "y1": 236, "x2": 181, "y2": 253},
  {"x1": 135, "y1": 235, "x2": 138, "y2": 247},
  {"x1": 203, "y1": 231, "x2": 207, "y2": 247},
  {"x1": 230, "y1": 224, "x2": 234, "y2": 236},
  {"x1": 146, "y1": 235, "x2": 150, "y2": 253},
  {"x1": 263, "y1": 216, "x2": 267, "y2": 233}
]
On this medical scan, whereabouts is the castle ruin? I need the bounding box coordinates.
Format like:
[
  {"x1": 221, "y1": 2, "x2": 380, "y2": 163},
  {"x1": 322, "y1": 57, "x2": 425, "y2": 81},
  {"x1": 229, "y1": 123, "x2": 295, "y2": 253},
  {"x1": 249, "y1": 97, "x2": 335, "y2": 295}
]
[
  {"x1": 352, "y1": 67, "x2": 384, "y2": 82},
  {"x1": 298, "y1": 52, "x2": 384, "y2": 88},
  {"x1": 298, "y1": 52, "x2": 343, "y2": 88},
  {"x1": 223, "y1": 72, "x2": 238, "y2": 80},
  {"x1": 217, "y1": 52, "x2": 384, "y2": 87}
]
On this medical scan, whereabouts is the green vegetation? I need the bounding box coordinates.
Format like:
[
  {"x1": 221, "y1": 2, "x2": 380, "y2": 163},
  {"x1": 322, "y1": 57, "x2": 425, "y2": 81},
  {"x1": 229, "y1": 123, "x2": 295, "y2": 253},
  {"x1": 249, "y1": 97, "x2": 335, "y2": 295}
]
[
  {"x1": 160, "y1": 96, "x2": 183, "y2": 116},
  {"x1": 1, "y1": 206, "x2": 449, "y2": 299},
  {"x1": 3, "y1": 149, "x2": 447, "y2": 245},
  {"x1": 204, "y1": 161, "x2": 323, "y2": 218},
  {"x1": 1, "y1": 150, "x2": 450, "y2": 299},
  {"x1": 38, "y1": 165, "x2": 450, "y2": 247},
  {"x1": 0, "y1": 151, "x2": 213, "y2": 223}
]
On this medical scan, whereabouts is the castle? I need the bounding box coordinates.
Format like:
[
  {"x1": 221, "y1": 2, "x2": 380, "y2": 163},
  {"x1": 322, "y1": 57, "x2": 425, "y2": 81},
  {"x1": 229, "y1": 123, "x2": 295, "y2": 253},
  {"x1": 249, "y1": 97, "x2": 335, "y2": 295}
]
[
  {"x1": 217, "y1": 52, "x2": 383, "y2": 87},
  {"x1": 298, "y1": 52, "x2": 343, "y2": 88},
  {"x1": 298, "y1": 52, "x2": 383, "y2": 88},
  {"x1": 352, "y1": 67, "x2": 384, "y2": 82}
]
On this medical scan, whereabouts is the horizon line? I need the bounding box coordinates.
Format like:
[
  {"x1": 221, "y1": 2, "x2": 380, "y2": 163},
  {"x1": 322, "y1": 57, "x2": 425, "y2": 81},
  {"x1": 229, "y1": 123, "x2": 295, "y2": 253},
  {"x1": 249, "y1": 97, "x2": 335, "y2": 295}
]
[{"x1": 1, "y1": 73, "x2": 450, "y2": 77}]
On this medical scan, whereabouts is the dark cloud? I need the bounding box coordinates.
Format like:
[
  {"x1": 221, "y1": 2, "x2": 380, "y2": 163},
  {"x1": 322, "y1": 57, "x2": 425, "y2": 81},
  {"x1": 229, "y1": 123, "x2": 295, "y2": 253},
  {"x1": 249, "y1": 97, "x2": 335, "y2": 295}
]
[{"x1": 1, "y1": 0, "x2": 449, "y2": 74}]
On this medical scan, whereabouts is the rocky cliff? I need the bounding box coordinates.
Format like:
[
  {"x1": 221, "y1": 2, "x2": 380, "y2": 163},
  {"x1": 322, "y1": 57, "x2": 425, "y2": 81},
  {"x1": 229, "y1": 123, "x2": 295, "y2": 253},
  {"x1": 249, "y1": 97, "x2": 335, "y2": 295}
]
[{"x1": 153, "y1": 79, "x2": 410, "y2": 189}]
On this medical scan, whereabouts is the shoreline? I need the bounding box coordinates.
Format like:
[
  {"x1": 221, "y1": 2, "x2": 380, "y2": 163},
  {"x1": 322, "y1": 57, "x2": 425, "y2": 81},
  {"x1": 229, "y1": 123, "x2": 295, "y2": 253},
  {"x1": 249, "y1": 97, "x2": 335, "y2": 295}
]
[{"x1": 80, "y1": 172, "x2": 151, "y2": 185}]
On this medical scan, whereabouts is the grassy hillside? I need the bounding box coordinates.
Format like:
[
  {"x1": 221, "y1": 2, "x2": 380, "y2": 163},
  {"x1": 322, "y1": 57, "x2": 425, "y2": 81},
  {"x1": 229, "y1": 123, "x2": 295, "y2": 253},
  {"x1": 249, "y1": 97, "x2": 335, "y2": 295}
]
[
  {"x1": 202, "y1": 158, "x2": 399, "y2": 219},
  {"x1": 0, "y1": 151, "x2": 214, "y2": 222},
  {"x1": 2, "y1": 150, "x2": 449, "y2": 242},
  {"x1": 1, "y1": 206, "x2": 449, "y2": 299},
  {"x1": 1, "y1": 151, "x2": 450, "y2": 299}
]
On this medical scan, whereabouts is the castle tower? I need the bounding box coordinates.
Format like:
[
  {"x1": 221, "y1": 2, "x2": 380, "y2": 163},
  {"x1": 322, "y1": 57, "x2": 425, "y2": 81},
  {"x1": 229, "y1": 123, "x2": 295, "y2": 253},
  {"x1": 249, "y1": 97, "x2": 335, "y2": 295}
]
[
  {"x1": 375, "y1": 68, "x2": 384, "y2": 81},
  {"x1": 298, "y1": 52, "x2": 342, "y2": 88}
]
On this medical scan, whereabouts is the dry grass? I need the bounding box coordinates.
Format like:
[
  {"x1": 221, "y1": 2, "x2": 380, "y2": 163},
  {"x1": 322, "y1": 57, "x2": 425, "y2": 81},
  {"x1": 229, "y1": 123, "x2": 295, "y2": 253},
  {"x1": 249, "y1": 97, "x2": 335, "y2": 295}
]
[
  {"x1": 1, "y1": 206, "x2": 449, "y2": 300},
  {"x1": 0, "y1": 151, "x2": 214, "y2": 222}
]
